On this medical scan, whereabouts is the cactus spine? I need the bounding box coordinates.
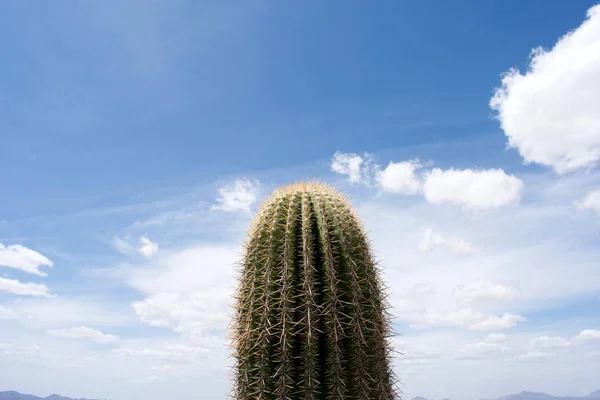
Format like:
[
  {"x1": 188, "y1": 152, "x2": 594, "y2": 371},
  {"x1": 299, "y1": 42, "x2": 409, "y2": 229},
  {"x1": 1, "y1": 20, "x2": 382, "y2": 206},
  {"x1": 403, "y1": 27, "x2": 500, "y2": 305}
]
[{"x1": 232, "y1": 182, "x2": 399, "y2": 400}]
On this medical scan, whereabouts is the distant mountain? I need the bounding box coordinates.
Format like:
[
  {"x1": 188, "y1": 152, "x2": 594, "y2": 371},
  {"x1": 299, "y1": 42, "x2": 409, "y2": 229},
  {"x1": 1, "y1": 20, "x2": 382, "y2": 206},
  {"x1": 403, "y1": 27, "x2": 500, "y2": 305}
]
[
  {"x1": 0, "y1": 392, "x2": 103, "y2": 400},
  {"x1": 409, "y1": 389, "x2": 600, "y2": 400},
  {"x1": 496, "y1": 390, "x2": 600, "y2": 400}
]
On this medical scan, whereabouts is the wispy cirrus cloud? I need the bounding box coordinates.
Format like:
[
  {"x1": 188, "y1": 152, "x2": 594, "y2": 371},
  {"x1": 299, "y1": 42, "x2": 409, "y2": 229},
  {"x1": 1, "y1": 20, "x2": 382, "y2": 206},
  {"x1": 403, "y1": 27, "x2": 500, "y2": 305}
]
[
  {"x1": 110, "y1": 235, "x2": 159, "y2": 258},
  {"x1": 418, "y1": 228, "x2": 477, "y2": 254},
  {"x1": 0, "y1": 277, "x2": 52, "y2": 297},
  {"x1": 576, "y1": 189, "x2": 600, "y2": 216},
  {"x1": 124, "y1": 244, "x2": 238, "y2": 342},
  {"x1": 6, "y1": 295, "x2": 134, "y2": 328},
  {"x1": 0, "y1": 305, "x2": 18, "y2": 320},
  {"x1": 453, "y1": 334, "x2": 510, "y2": 360},
  {"x1": 411, "y1": 308, "x2": 526, "y2": 331},
  {"x1": 454, "y1": 281, "x2": 519, "y2": 304},
  {"x1": 114, "y1": 343, "x2": 211, "y2": 364},
  {"x1": 529, "y1": 335, "x2": 571, "y2": 350},
  {"x1": 0, "y1": 243, "x2": 53, "y2": 276},
  {"x1": 48, "y1": 326, "x2": 120, "y2": 344}
]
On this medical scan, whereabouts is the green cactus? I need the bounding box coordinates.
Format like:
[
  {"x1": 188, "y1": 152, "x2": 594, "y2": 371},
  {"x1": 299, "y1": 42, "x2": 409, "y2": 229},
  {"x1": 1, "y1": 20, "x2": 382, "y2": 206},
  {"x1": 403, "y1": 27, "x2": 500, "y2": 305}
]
[{"x1": 231, "y1": 182, "x2": 399, "y2": 400}]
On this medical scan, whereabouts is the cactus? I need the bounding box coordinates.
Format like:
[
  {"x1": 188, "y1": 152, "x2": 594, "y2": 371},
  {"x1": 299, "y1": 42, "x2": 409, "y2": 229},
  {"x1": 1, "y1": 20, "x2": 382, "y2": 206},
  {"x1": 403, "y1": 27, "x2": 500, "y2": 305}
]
[{"x1": 231, "y1": 182, "x2": 399, "y2": 400}]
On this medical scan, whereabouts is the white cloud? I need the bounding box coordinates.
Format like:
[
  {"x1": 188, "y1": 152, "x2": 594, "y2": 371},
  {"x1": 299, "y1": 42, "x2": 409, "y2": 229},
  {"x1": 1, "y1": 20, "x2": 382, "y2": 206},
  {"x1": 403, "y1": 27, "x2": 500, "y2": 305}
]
[
  {"x1": 376, "y1": 160, "x2": 423, "y2": 194},
  {"x1": 0, "y1": 305, "x2": 18, "y2": 319},
  {"x1": 575, "y1": 329, "x2": 600, "y2": 342},
  {"x1": 138, "y1": 236, "x2": 159, "y2": 258},
  {"x1": 412, "y1": 309, "x2": 526, "y2": 331},
  {"x1": 0, "y1": 243, "x2": 53, "y2": 276},
  {"x1": 454, "y1": 339, "x2": 509, "y2": 360},
  {"x1": 47, "y1": 326, "x2": 120, "y2": 344},
  {"x1": 114, "y1": 343, "x2": 210, "y2": 364},
  {"x1": 401, "y1": 346, "x2": 442, "y2": 365},
  {"x1": 8, "y1": 296, "x2": 132, "y2": 328},
  {"x1": 510, "y1": 351, "x2": 550, "y2": 362},
  {"x1": 125, "y1": 245, "x2": 237, "y2": 339},
  {"x1": 504, "y1": 334, "x2": 575, "y2": 364},
  {"x1": 418, "y1": 228, "x2": 477, "y2": 254},
  {"x1": 530, "y1": 336, "x2": 571, "y2": 350},
  {"x1": 422, "y1": 168, "x2": 523, "y2": 209},
  {"x1": 150, "y1": 364, "x2": 173, "y2": 372},
  {"x1": 469, "y1": 313, "x2": 526, "y2": 331},
  {"x1": 490, "y1": 5, "x2": 600, "y2": 174},
  {"x1": 391, "y1": 283, "x2": 436, "y2": 320},
  {"x1": 483, "y1": 333, "x2": 508, "y2": 344},
  {"x1": 367, "y1": 196, "x2": 599, "y2": 319},
  {"x1": 408, "y1": 282, "x2": 436, "y2": 296},
  {"x1": 584, "y1": 351, "x2": 600, "y2": 360},
  {"x1": 331, "y1": 154, "x2": 524, "y2": 211},
  {"x1": 132, "y1": 291, "x2": 229, "y2": 335},
  {"x1": 330, "y1": 151, "x2": 374, "y2": 184},
  {"x1": 211, "y1": 178, "x2": 260, "y2": 213},
  {"x1": 0, "y1": 277, "x2": 52, "y2": 297},
  {"x1": 111, "y1": 235, "x2": 159, "y2": 258},
  {"x1": 454, "y1": 281, "x2": 519, "y2": 304},
  {"x1": 393, "y1": 339, "x2": 442, "y2": 367},
  {"x1": 576, "y1": 189, "x2": 600, "y2": 216},
  {"x1": 111, "y1": 235, "x2": 134, "y2": 254},
  {"x1": 0, "y1": 342, "x2": 48, "y2": 360}
]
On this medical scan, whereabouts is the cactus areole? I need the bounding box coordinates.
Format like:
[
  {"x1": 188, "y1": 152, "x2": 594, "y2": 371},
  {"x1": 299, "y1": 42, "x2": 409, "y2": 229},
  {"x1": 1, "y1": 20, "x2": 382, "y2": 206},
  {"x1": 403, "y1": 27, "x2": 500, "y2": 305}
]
[{"x1": 231, "y1": 182, "x2": 399, "y2": 400}]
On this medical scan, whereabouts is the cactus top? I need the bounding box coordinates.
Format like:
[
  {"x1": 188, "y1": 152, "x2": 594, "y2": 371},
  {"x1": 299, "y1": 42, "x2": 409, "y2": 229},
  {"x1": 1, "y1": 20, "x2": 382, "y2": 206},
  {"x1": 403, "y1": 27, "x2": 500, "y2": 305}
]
[{"x1": 232, "y1": 181, "x2": 399, "y2": 400}]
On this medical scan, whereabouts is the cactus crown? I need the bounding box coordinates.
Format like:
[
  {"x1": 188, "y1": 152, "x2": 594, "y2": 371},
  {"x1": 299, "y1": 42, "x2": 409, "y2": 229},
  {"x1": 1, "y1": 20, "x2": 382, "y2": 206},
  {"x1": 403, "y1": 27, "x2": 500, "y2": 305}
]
[{"x1": 231, "y1": 181, "x2": 399, "y2": 400}]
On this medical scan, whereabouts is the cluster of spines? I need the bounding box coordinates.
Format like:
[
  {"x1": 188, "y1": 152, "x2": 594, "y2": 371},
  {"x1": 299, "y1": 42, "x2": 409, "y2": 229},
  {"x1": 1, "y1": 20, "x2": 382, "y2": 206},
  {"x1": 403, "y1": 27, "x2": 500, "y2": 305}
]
[{"x1": 231, "y1": 182, "x2": 400, "y2": 400}]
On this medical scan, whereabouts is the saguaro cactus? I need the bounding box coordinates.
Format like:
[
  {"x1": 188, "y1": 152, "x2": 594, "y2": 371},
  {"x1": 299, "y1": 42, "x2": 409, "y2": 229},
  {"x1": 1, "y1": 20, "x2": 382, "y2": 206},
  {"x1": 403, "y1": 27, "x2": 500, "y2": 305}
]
[{"x1": 231, "y1": 182, "x2": 399, "y2": 400}]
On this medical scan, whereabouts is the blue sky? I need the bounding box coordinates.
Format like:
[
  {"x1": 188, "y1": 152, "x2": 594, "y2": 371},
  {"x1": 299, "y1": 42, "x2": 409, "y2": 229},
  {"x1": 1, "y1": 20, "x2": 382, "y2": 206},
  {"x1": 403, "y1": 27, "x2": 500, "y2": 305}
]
[{"x1": 1, "y1": 1, "x2": 600, "y2": 400}]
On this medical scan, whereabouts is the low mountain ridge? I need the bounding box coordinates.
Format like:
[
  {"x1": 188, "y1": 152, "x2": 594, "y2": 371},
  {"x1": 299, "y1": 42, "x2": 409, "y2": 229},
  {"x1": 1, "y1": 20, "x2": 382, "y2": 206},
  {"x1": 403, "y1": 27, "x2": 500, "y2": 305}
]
[
  {"x1": 409, "y1": 389, "x2": 600, "y2": 400},
  {"x1": 0, "y1": 392, "x2": 103, "y2": 400},
  {"x1": 496, "y1": 390, "x2": 600, "y2": 400}
]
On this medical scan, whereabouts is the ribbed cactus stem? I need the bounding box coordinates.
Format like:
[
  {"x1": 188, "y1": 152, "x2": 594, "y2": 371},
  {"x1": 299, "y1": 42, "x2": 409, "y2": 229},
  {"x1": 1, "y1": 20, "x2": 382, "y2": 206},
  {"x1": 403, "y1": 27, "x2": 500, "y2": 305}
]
[{"x1": 232, "y1": 182, "x2": 399, "y2": 400}]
